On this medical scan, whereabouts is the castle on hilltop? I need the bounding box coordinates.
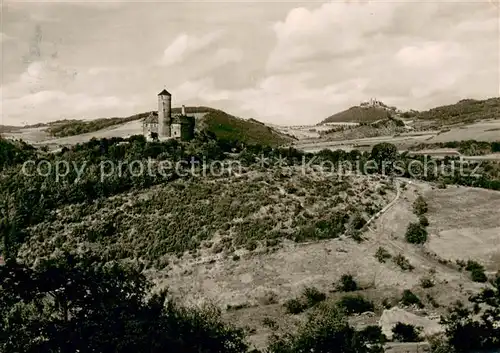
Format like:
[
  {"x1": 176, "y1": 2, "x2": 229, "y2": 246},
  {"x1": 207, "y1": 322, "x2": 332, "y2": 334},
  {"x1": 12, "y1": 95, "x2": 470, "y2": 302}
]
[
  {"x1": 142, "y1": 89, "x2": 195, "y2": 141},
  {"x1": 360, "y1": 98, "x2": 385, "y2": 108}
]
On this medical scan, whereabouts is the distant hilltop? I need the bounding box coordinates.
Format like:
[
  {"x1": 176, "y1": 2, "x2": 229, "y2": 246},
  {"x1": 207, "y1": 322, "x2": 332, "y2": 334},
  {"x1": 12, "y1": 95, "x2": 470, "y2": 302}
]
[
  {"x1": 320, "y1": 97, "x2": 500, "y2": 126},
  {"x1": 320, "y1": 99, "x2": 394, "y2": 125},
  {"x1": 359, "y1": 98, "x2": 400, "y2": 113}
]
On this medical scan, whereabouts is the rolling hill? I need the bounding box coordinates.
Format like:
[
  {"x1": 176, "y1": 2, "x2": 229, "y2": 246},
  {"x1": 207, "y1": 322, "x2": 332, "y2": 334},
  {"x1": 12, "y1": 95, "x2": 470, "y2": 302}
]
[
  {"x1": 320, "y1": 106, "x2": 392, "y2": 124},
  {"x1": 3, "y1": 106, "x2": 294, "y2": 148},
  {"x1": 200, "y1": 109, "x2": 294, "y2": 147},
  {"x1": 320, "y1": 97, "x2": 500, "y2": 127},
  {"x1": 413, "y1": 97, "x2": 500, "y2": 125}
]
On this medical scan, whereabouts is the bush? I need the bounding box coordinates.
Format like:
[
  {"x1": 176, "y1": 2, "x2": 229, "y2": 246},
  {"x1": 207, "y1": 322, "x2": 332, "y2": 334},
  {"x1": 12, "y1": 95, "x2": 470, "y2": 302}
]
[
  {"x1": 302, "y1": 287, "x2": 327, "y2": 307},
  {"x1": 465, "y1": 260, "x2": 484, "y2": 272},
  {"x1": 405, "y1": 223, "x2": 428, "y2": 244},
  {"x1": 283, "y1": 287, "x2": 326, "y2": 315},
  {"x1": 400, "y1": 290, "x2": 424, "y2": 308},
  {"x1": 337, "y1": 295, "x2": 375, "y2": 315},
  {"x1": 393, "y1": 254, "x2": 414, "y2": 271},
  {"x1": 418, "y1": 215, "x2": 429, "y2": 227},
  {"x1": 470, "y1": 268, "x2": 488, "y2": 283},
  {"x1": 465, "y1": 260, "x2": 488, "y2": 283},
  {"x1": 283, "y1": 298, "x2": 307, "y2": 315},
  {"x1": 392, "y1": 322, "x2": 422, "y2": 342},
  {"x1": 413, "y1": 196, "x2": 428, "y2": 215},
  {"x1": 268, "y1": 305, "x2": 383, "y2": 353},
  {"x1": 336, "y1": 274, "x2": 358, "y2": 292},
  {"x1": 358, "y1": 325, "x2": 387, "y2": 345},
  {"x1": 375, "y1": 247, "x2": 391, "y2": 263},
  {"x1": 419, "y1": 277, "x2": 435, "y2": 288}
]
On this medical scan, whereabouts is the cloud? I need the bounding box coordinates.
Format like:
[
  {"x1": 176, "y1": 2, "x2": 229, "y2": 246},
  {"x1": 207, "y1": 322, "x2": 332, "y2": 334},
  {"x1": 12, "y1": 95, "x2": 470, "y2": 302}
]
[
  {"x1": 395, "y1": 41, "x2": 463, "y2": 68},
  {"x1": 267, "y1": 1, "x2": 396, "y2": 72},
  {"x1": 1, "y1": 61, "x2": 141, "y2": 125},
  {"x1": 0, "y1": 32, "x2": 14, "y2": 43},
  {"x1": 159, "y1": 31, "x2": 224, "y2": 67},
  {"x1": 212, "y1": 48, "x2": 243, "y2": 66},
  {"x1": 170, "y1": 1, "x2": 498, "y2": 125},
  {"x1": 172, "y1": 74, "x2": 368, "y2": 125},
  {"x1": 2, "y1": 89, "x2": 141, "y2": 125},
  {"x1": 257, "y1": 0, "x2": 499, "y2": 121}
]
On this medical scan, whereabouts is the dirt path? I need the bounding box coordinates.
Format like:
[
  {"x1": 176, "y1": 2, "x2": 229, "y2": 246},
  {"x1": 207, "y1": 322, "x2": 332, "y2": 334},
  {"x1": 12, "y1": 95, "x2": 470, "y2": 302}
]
[
  {"x1": 365, "y1": 180, "x2": 473, "y2": 285},
  {"x1": 365, "y1": 179, "x2": 402, "y2": 231}
]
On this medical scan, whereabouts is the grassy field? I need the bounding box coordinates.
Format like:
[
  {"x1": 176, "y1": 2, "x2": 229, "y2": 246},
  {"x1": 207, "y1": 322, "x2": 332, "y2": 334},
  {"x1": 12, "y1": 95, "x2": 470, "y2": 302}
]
[{"x1": 424, "y1": 186, "x2": 500, "y2": 271}]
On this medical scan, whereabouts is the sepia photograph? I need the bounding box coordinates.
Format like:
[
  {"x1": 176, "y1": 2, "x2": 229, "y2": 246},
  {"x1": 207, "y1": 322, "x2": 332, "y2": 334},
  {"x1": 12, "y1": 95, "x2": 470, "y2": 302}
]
[{"x1": 1, "y1": 1, "x2": 500, "y2": 352}]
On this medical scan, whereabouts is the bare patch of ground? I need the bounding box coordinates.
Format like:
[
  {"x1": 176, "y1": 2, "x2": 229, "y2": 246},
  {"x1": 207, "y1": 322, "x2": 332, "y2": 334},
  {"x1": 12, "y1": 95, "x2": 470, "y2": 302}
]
[
  {"x1": 379, "y1": 307, "x2": 443, "y2": 340},
  {"x1": 424, "y1": 186, "x2": 500, "y2": 270}
]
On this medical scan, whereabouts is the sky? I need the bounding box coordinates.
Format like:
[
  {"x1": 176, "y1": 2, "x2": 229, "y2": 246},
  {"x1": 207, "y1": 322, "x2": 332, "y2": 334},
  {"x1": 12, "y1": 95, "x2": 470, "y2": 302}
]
[{"x1": 1, "y1": 0, "x2": 499, "y2": 126}]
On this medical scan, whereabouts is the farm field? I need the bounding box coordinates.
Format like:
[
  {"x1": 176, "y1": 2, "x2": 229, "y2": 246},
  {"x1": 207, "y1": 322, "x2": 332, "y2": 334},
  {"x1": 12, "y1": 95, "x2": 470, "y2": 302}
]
[
  {"x1": 424, "y1": 186, "x2": 500, "y2": 272},
  {"x1": 292, "y1": 119, "x2": 500, "y2": 154}
]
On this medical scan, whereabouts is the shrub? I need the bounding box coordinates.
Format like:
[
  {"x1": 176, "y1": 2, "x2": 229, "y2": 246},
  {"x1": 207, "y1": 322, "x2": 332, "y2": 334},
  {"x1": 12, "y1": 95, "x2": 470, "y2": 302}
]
[
  {"x1": 465, "y1": 260, "x2": 484, "y2": 272},
  {"x1": 419, "y1": 277, "x2": 435, "y2": 289},
  {"x1": 351, "y1": 213, "x2": 366, "y2": 230},
  {"x1": 392, "y1": 322, "x2": 422, "y2": 342},
  {"x1": 268, "y1": 305, "x2": 383, "y2": 353},
  {"x1": 418, "y1": 215, "x2": 429, "y2": 227},
  {"x1": 470, "y1": 268, "x2": 488, "y2": 283},
  {"x1": 400, "y1": 290, "x2": 424, "y2": 308},
  {"x1": 336, "y1": 274, "x2": 358, "y2": 292},
  {"x1": 465, "y1": 260, "x2": 488, "y2": 283},
  {"x1": 405, "y1": 223, "x2": 428, "y2": 244},
  {"x1": 262, "y1": 317, "x2": 277, "y2": 330},
  {"x1": 283, "y1": 298, "x2": 307, "y2": 315},
  {"x1": 337, "y1": 295, "x2": 375, "y2": 315},
  {"x1": 413, "y1": 196, "x2": 428, "y2": 215},
  {"x1": 375, "y1": 247, "x2": 391, "y2": 263},
  {"x1": 393, "y1": 254, "x2": 414, "y2": 271},
  {"x1": 426, "y1": 294, "x2": 440, "y2": 308},
  {"x1": 358, "y1": 325, "x2": 387, "y2": 345},
  {"x1": 302, "y1": 287, "x2": 327, "y2": 307}
]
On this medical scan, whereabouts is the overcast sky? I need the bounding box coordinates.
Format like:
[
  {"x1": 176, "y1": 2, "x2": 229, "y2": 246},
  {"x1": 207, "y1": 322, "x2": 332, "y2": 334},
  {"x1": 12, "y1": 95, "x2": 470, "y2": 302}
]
[{"x1": 1, "y1": 0, "x2": 499, "y2": 126}]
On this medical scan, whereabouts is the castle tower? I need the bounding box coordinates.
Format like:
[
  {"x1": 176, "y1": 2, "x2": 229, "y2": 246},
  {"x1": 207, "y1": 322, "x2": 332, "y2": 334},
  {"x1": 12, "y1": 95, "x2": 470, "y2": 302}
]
[{"x1": 158, "y1": 89, "x2": 172, "y2": 138}]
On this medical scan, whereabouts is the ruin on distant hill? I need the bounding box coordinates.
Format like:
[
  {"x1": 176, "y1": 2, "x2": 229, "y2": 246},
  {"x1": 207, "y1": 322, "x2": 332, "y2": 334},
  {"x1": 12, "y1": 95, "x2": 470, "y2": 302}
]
[{"x1": 142, "y1": 89, "x2": 195, "y2": 141}]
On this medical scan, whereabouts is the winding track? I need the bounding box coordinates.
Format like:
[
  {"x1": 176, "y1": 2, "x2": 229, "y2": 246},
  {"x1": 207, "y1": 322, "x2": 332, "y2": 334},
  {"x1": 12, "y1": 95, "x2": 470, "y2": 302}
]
[{"x1": 365, "y1": 179, "x2": 473, "y2": 283}]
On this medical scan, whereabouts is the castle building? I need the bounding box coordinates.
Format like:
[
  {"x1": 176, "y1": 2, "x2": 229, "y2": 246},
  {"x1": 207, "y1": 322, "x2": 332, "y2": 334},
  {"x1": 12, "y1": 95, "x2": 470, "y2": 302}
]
[{"x1": 142, "y1": 89, "x2": 195, "y2": 141}]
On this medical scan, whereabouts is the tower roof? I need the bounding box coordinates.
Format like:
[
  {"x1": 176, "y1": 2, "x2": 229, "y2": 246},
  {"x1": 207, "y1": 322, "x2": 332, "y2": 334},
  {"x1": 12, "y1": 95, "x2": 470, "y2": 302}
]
[{"x1": 158, "y1": 89, "x2": 171, "y2": 96}]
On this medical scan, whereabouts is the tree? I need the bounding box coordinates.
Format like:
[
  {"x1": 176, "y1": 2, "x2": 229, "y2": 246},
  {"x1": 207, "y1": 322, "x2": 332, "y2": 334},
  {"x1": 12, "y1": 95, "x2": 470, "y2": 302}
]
[
  {"x1": 0, "y1": 253, "x2": 249, "y2": 353},
  {"x1": 336, "y1": 274, "x2": 358, "y2": 292},
  {"x1": 268, "y1": 304, "x2": 383, "y2": 353},
  {"x1": 400, "y1": 290, "x2": 424, "y2": 308},
  {"x1": 413, "y1": 196, "x2": 428, "y2": 216},
  {"x1": 337, "y1": 295, "x2": 374, "y2": 315},
  {"x1": 440, "y1": 274, "x2": 500, "y2": 352},
  {"x1": 370, "y1": 143, "x2": 398, "y2": 173},
  {"x1": 405, "y1": 222, "x2": 428, "y2": 244}
]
